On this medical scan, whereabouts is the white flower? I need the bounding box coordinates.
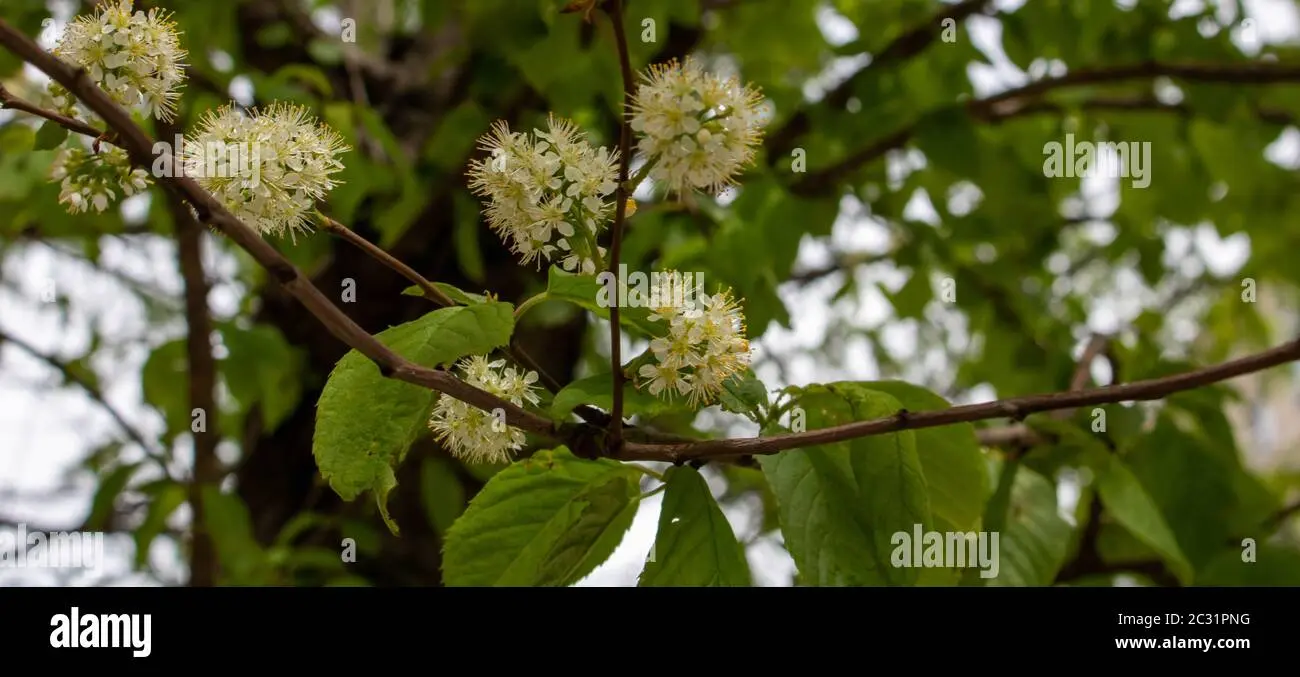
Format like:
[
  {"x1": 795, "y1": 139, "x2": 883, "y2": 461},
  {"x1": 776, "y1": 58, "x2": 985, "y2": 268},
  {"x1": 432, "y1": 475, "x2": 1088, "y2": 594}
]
[
  {"x1": 49, "y1": 0, "x2": 187, "y2": 123},
  {"x1": 181, "y1": 102, "x2": 349, "y2": 241},
  {"x1": 467, "y1": 115, "x2": 618, "y2": 275},
  {"x1": 428, "y1": 356, "x2": 541, "y2": 465},
  {"x1": 636, "y1": 276, "x2": 752, "y2": 407},
  {"x1": 51, "y1": 145, "x2": 152, "y2": 215},
  {"x1": 630, "y1": 58, "x2": 766, "y2": 195}
]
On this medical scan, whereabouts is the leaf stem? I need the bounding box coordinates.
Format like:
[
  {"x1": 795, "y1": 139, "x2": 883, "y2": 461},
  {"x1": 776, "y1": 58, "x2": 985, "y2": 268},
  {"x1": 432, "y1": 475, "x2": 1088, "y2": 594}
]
[
  {"x1": 637, "y1": 483, "x2": 668, "y2": 501},
  {"x1": 313, "y1": 210, "x2": 458, "y2": 308},
  {"x1": 632, "y1": 464, "x2": 667, "y2": 482},
  {"x1": 513, "y1": 291, "x2": 548, "y2": 320}
]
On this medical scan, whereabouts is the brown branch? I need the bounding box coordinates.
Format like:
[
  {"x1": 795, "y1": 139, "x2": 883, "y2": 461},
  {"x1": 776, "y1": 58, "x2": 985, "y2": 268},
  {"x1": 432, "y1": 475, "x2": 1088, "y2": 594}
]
[
  {"x1": 619, "y1": 336, "x2": 1300, "y2": 462},
  {"x1": 0, "y1": 18, "x2": 565, "y2": 443},
  {"x1": 791, "y1": 61, "x2": 1300, "y2": 197},
  {"x1": 8, "y1": 17, "x2": 1300, "y2": 474},
  {"x1": 602, "y1": 0, "x2": 636, "y2": 451},
  {"x1": 0, "y1": 82, "x2": 114, "y2": 142},
  {"x1": 315, "y1": 214, "x2": 610, "y2": 425},
  {"x1": 164, "y1": 176, "x2": 221, "y2": 588},
  {"x1": 0, "y1": 328, "x2": 169, "y2": 471}
]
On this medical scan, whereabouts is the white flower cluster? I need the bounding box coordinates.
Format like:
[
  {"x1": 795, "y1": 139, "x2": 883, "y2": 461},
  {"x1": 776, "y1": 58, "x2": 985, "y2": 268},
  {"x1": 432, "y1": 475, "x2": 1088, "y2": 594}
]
[
  {"x1": 181, "y1": 102, "x2": 349, "y2": 241},
  {"x1": 467, "y1": 115, "x2": 619, "y2": 275},
  {"x1": 51, "y1": 145, "x2": 150, "y2": 214},
  {"x1": 638, "y1": 281, "x2": 753, "y2": 407},
  {"x1": 48, "y1": 0, "x2": 187, "y2": 123},
  {"x1": 428, "y1": 356, "x2": 541, "y2": 465},
  {"x1": 629, "y1": 57, "x2": 766, "y2": 195}
]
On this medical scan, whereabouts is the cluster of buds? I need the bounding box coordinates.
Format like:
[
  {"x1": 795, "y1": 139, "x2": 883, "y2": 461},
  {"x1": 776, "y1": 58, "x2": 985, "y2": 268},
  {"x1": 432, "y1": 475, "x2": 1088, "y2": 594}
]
[
  {"x1": 50, "y1": 145, "x2": 150, "y2": 214},
  {"x1": 428, "y1": 356, "x2": 541, "y2": 465},
  {"x1": 48, "y1": 0, "x2": 187, "y2": 123},
  {"x1": 36, "y1": 0, "x2": 772, "y2": 467},
  {"x1": 638, "y1": 280, "x2": 753, "y2": 407},
  {"x1": 181, "y1": 103, "x2": 349, "y2": 241},
  {"x1": 467, "y1": 115, "x2": 620, "y2": 275},
  {"x1": 629, "y1": 57, "x2": 766, "y2": 195}
]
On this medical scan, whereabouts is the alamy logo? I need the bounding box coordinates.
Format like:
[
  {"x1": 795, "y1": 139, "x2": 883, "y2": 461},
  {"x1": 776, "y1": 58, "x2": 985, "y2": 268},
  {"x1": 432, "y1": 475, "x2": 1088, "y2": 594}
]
[
  {"x1": 1042, "y1": 133, "x2": 1151, "y2": 188},
  {"x1": 50, "y1": 607, "x2": 152, "y2": 658},
  {"x1": 0, "y1": 523, "x2": 103, "y2": 569},
  {"x1": 596, "y1": 265, "x2": 704, "y2": 309},
  {"x1": 151, "y1": 134, "x2": 263, "y2": 185},
  {"x1": 890, "y1": 524, "x2": 1000, "y2": 579}
]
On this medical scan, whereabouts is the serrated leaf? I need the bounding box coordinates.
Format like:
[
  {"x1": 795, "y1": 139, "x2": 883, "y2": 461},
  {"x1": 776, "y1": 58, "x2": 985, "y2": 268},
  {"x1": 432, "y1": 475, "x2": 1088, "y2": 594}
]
[
  {"x1": 313, "y1": 302, "x2": 515, "y2": 535},
  {"x1": 442, "y1": 447, "x2": 641, "y2": 586},
  {"x1": 761, "y1": 383, "x2": 930, "y2": 586},
  {"x1": 718, "y1": 368, "x2": 769, "y2": 419},
  {"x1": 1095, "y1": 456, "x2": 1194, "y2": 585},
  {"x1": 852, "y1": 380, "x2": 989, "y2": 531},
  {"x1": 639, "y1": 466, "x2": 751, "y2": 586},
  {"x1": 33, "y1": 120, "x2": 69, "y2": 151}
]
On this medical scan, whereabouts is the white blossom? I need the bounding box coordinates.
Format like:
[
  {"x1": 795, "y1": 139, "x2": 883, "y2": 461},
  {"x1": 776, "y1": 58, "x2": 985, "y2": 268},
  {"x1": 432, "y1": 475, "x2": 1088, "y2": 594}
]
[
  {"x1": 637, "y1": 278, "x2": 753, "y2": 407},
  {"x1": 467, "y1": 115, "x2": 619, "y2": 275},
  {"x1": 49, "y1": 0, "x2": 188, "y2": 123},
  {"x1": 51, "y1": 145, "x2": 151, "y2": 215},
  {"x1": 428, "y1": 356, "x2": 541, "y2": 465},
  {"x1": 181, "y1": 102, "x2": 349, "y2": 241},
  {"x1": 630, "y1": 58, "x2": 766, "y2": 195}
]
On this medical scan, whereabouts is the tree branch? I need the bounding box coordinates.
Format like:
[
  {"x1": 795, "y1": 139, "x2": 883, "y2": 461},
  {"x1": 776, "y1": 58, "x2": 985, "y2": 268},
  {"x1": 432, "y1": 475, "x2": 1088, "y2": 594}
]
[
  {"x1": 8, "y1": 17, "x2": 1300, "y2": 471},
  {"x1": 619, "y1": 336, "x2": 1300, "y2": 462},
  {"x1": 791, "y1": 61, "x2": 1300, "y2": 196},
  {"x1": 602, "y1": 0, "x2": 636, "y2": 451},
  {"x1": 0, "y1": 328, "x2": 169, "y2": 471},
  {"x1": 315, "y1": 213, "x2": 609, "y2": 426},
  {"x1": 164, "y1": 179, "x2": 221, "y2": 588},
  {"x1": 0, "y1": 19, "x2": 564, "y2": 443}
]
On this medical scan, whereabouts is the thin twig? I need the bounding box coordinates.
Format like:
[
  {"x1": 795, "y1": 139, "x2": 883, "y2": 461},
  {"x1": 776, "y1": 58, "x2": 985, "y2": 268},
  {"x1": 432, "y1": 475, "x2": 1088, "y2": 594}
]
[
  {"x1": 7, "y1": 19, "x2": 1300, "y2": 468},
  {"x1": 164, "y1": 173, "x2": 221, "y2": 588},
  {"x1": 0, "y1": 328, "x2": 170, "y2": 472},
  {"x1": 0, "y1": 82, "x2": 114, "y2": 141},
  {"x1": 0, "y1": 19, "x2": 563, "y2": 442},
  {"x1": 619, "y1": 336, "x2": 1300, "y2": 462},
  {"x1": 602, "y1": 0, "x2": 636, "y2": 451}
]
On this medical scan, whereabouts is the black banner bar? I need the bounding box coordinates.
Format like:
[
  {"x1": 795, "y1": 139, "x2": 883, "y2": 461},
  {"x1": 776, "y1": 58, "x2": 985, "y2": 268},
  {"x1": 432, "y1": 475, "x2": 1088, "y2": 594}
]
[{"x1": 0, "y1": 586, "x2": 1288, "y2": 664}]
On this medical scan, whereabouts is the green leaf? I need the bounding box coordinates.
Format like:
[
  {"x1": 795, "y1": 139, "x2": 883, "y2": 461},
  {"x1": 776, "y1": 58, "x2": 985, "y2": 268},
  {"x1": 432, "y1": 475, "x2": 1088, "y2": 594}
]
[
  {"x1": 761, "y1": 383, "x2": 930, "y2": 586},
  {"x1": 983, "y1": 465, "x2": 1073, "y2": 586},
  {"x1": 912, "y1": 105, "x2": 981, "y2": 178},
  {"x1": 33, "y1": 120, "x2": 69, "y2": 151},
  {"x1": 639, "y1": 466, "x2": 751, "y2": 587},
  {"x1": 401, "y1": 282, "x2": 489, "y2": 305},
  {"x1": 86, "y1": 462, "x2": 140, "y2": 531},
  {"x1": 442, "y1": 447, "x2": 641, "y2": 586},
  {"x1": 760, "y1": 446, "x2": 883, "y2": 585},
  {"x1": 718, "y1": 368, "x2": 769, "y2": 420},
  {"x1": 134, "y1": 482, "x2": 186, "y2": 569},
  {"x1": 201, "y1": 486, "x2": 269, "y2": 585},
  {"x1": 421, "y1": 455, "x2": 467, "y2": 537},
  {"x1": 313, "y1": 302, "x2": 515, "y2": 535},
  {"x1": 550, "y1": 371, "x2": 676, "y2": 421},
  {"x1": 545, "y1": 266, "x2": 663, "y2": 338},
  {"x1": 1095, "y1": 456, "x2": 1195, "y2": 585},
  {"x1": 852, "y1": 380, "x2": 989, "y2": 531}
]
